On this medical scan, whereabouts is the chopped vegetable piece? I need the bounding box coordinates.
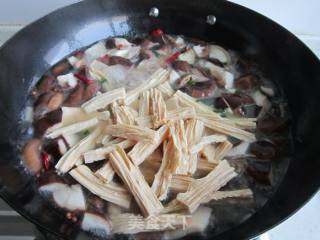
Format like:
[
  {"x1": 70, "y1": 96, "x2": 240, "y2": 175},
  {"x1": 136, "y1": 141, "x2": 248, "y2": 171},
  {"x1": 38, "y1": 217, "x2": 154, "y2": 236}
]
[
  {"x1": 187, "y1": 79, "x2": 196, "y2": 86},
  {"x1": 109, "y1": 146, "x2": 163, "y2": 217},
  {"x1": 69, "y1": 165, "x2": 131, "y2": 209}
]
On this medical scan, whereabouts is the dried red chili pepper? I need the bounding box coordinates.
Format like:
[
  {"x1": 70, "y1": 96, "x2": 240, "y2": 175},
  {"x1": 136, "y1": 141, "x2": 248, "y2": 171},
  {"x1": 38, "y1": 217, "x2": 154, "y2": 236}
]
[
  {"x1": 41, "y1": 151, "x2": 50, "y2": 171},
  {"x1": 74, "y1": 73, "x2": 94, "y2": 85},
  {"x1": 165, "y1": 52, "x2": 181, "y2": 64},
  {"x1": 150, "y1": 28, "x2": 163, "y2": 37}
]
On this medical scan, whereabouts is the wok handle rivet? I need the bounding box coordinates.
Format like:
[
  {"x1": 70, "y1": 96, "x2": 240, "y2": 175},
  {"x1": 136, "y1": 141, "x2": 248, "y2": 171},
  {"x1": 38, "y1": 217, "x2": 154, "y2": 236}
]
[
  {"x1": 206, "y1": 15, "x2": 217, "y2": 25},
  {"x1": 149, "y1": 7, "x2": 159, "y2": 17}
]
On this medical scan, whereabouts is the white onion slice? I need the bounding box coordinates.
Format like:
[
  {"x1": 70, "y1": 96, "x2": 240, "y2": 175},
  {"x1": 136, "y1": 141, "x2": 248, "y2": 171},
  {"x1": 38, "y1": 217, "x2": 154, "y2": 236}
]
[{"x1": 208, "y1": 45, "x2": 231, "y2": 64}]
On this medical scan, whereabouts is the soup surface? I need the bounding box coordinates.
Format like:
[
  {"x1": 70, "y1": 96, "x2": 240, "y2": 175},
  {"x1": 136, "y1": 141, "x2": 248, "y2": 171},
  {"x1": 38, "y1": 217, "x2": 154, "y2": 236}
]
[{"x1": 21, "y1": 30, "x2": 292, "y2": 239}]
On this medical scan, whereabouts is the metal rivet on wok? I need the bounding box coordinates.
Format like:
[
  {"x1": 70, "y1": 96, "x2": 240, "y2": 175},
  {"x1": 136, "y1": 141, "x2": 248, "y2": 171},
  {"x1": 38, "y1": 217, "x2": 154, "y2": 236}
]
[
  {"x1": 206, "y1": 15, "x2": 217, "y2": 25},
  {"x1": 149, "y1": 7, "x2": 159, "y2": 17}
]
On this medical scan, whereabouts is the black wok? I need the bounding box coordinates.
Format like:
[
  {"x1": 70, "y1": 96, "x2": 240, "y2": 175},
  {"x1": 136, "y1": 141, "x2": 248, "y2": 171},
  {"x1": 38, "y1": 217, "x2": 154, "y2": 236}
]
[{"x1": 0, "y1": 0, "x2": 319, "y2": 239}]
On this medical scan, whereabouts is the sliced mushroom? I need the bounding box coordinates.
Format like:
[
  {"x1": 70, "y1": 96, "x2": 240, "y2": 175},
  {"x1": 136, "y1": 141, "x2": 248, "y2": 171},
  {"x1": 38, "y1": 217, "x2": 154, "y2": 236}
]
[
  {"x1": 52, "y1": 61, "x2": 72, "y2": 77},
  {"x1": 196, "y1": 59, "x2": 234, "y2": 89},
  {"x1": 64, "y1": 83, "x2": 85, "y2": 107},
  {"x1": 172, "y1": 60, "x2": 192, "y2": 73},
  {"x1": 235, "y1": 74, "x2": 258, "y2": 91},
  {"x1": 106, "y1": 38, "x2": 116, "y2": 48},
  {"x1": 247, "y1": 160, "x2": 271, "y2": 185},
  {"x1": 36, "y1": 75, "x2": 55, "y2": 95},
  {"x1": 87, "y1": 195, "x2": 107, "y2": 214},
  {"x1": 239, "y1": 104, "x2": 262, "y2": 118},
  {"x1": 83, "y1": 82, "x2": 101, "y2": 102},
  {"x1": 249, "y1": 141, "x2": 276, "y2": 160},
  {"x1": 220, "y1": 93, "x2": 254, "y2": 109},
  {"x1": 34, "y1": 92, "x2": 55, "y2": 118},
  {"x1": 257, "y1": 114, "x2": 288, "y2": 134},
  {"x1": 189, "y1": 80, "x2": 217, "y2": 99},
  {"x1": 108, "y1": 56, "x2": 133, "y2": 67},
  {"x1": 260, "y1": 85, "x2": 275, "y2": 97},
  {"x1": 33, "y1": 109, "x2": 63, "y2": 135},
  {"x1": 44, "y1": 137, "x2": 68, "y2": 160},
  {"x1": 175, "y1": 74, "x2": 194, "y2": 89},
  {"x1": 22, "y1": 139, "x2": 42, "y2": 173},
  {"x1": 33, "y1": 118, "x2": 55, "y2": 135},
  {"x1": 47, "y1": 92, "x2": 64, "y2": 111}
]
